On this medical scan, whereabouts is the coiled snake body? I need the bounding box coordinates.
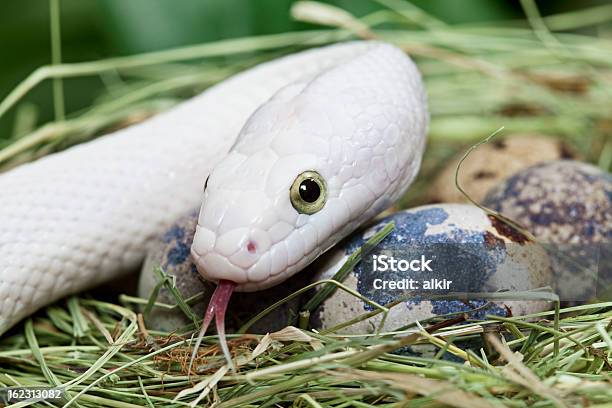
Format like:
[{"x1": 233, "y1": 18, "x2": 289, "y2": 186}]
[{"x1": 0, "y1": 42, "x2": 428, "y2": 343}]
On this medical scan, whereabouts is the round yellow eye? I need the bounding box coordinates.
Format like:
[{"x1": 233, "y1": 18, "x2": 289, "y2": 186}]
[{"x1": 290, "y1": 171, "x2": 327, "y2": 215}]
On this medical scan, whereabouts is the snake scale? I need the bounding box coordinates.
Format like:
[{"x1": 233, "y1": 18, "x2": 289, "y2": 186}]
[{"x1": 0, "y1": 41, "x2": 428, "y2": 357}]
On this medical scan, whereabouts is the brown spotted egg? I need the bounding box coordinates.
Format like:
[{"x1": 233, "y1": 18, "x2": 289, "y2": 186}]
[
  {"x1": 428, "y1": 135, "x2": 576, "y2": 204},
  {"x1": 483, "y1": 160, "x2": 611, "y2": 302}
]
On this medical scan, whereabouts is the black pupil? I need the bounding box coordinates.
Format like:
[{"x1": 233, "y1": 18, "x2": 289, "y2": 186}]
[{"x1": 298, "y1": 178, "x2": 321, "y2": 203}]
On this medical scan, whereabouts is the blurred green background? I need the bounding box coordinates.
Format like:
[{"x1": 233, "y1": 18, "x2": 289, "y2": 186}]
[{"x1": 0, "y1": 0, "x2": 608, "y2": 137}]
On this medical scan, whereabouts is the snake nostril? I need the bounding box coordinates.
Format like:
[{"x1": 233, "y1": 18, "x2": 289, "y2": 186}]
[{"x1": 246, "y1": 240, "x2": 257, "y2": 254}]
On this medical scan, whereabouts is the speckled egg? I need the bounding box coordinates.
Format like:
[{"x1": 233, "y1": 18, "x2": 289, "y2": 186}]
[
  {"x1": 428, "y1": 135, "x2": 576, "y2": 204},
  {"x1": 483, "y1": 160, "x2": 611, "y2": 301},
  {"x1": 484, "y1": 160, "x2": 611, "y2": 244},
  {"x1": 139, "y1": 209, "x2": 311, "y2": 333},
  {"x1": 310, "y1": 204, "x2": 552, "y2": 335}
]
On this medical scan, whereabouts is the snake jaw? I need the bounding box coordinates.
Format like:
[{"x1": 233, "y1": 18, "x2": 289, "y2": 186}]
[{"x1": 188, "y1": 279, "x2": 237, "y2": 375}]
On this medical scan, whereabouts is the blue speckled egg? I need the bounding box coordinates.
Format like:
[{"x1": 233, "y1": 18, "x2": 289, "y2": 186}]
[
  {"x1": 483, "y1": 160, "x2": 611, "y2": 302},
  {"x1": 310, "y1": 204, "x2": 552, "y2": 334},
  {"x1": 139, "y1": 209, "x2": 311, "y2": 333}
]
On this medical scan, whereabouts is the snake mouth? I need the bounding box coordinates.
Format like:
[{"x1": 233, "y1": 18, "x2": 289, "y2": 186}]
[
  {"x1": 191, "y1": 224, "x2": 275, "y2": 289},
  {"x1": 188, "y1": 279, "x2": 237, "y2": 373}
]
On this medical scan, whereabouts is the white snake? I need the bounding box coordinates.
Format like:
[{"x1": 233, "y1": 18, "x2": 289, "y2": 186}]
[{"x1": 0, "y1": 42, "x2": 428, "y2": 348}]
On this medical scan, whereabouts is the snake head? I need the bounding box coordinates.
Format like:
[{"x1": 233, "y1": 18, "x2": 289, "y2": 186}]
[
  {"x1": 190, "y1": 43, "x2": 427, "y2": 293},
  {"x1": 190, "y1": 141, "x2": 334, "y2": 292}
]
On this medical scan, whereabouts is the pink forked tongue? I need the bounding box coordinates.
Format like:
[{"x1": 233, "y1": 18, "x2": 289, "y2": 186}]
[{"x1": 188, "y1": 280, "x2": 237, "y2": 374}]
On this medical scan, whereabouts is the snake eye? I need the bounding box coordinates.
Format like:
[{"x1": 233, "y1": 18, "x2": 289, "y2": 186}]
[{"x1": 290, "y1": 170, "x2": 327, "y2": 214}]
